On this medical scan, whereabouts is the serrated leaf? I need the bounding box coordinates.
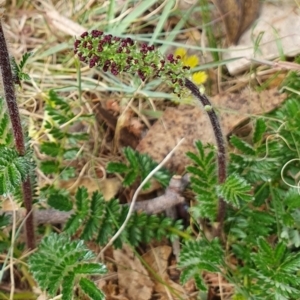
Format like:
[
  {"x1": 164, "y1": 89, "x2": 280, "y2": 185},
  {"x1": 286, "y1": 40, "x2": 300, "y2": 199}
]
[
  {"x1": 40, "y1": 142, "x2": 61, "y2": 157},
  {"x1": 256, "y1": 237, "x2": 273, "y2": 258},
  {"x1": 179, "y1": 239, "x2": 223, "y2": 288},
  {"x1": 64, "y1": 213, "x2": 84, "y2": 235},
  {"x1": 230, "y1": 135, "x2": 256, "y2": 155},
  {"x1": 48, "y1": 193, "x2": 73, "y2": 211},
  {"x1": 74, "y1": 263, "x2": 107, "y2": 274},
  {"x1": 106, "y1": 162, "x2": 129, "y2": 173},
  {"x1": 59, "y1": 167, "x2": 76, "y2": 180},
  {"x1": 217, "y1": 174, "x2": 253, "y2": 207},
  {"x1": 123, "y1": 169, "x2": 138, "y2": 186},
  {"x1": 48, "y1": 90, "x2": 70, "y2": 111},
  {"x1": 40, "y1": 160, "x2": 60, "y2": 175},
  {"x1": 0, "y1": 147, "x2": 31, "y2": 195},
  {"x1": 19, "y1": 52, "x2": 32, "y2": 70},
  {"x1": 123, "y1": 147, "x2": 139, "y2": 168},
  {"x1": 79, "y1": 278, "x2": 106, "y2": 300},
  {"x1": 28, "y1": 233, "x2": 105, "y2": 300},
  {"x1": 75, "y1": 187, "x2": 89, "y2": 211},
  {"x1": 253, "y1": 118, "x2": 267, "y2": 144},
  {"x1": 81, "y1": 192, "x2": 105, "y2": 240},
  {"x1": 186, "y1": 151, "x2": 204, "y2": 167},
  {"x1": 19, "y1": 72, "x2": 30, "y2": 81},
  {"x1": 274, "y1": 242, "x2": 287, "y2": 262},
  {"x1": 63, "y1": 148, "x2": 79, "y2": 160},
  {"x1": 194, "y1": 273, "x2": 207, "y2": 291},
  {"x1": 61, "y1": 273, "x2": 75, "y2": 300}
]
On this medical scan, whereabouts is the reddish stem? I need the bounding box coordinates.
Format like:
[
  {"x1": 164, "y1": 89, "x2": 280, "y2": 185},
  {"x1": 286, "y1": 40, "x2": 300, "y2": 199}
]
[
  {"x1": 0, "y1": 21, "x2": 35, "y2": 249},
  {"x1": 184, "y1": 78, "x2": 227, "y2": 237}
]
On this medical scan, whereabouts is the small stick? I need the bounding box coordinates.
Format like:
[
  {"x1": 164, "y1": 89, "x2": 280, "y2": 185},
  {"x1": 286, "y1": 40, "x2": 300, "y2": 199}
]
[
  {"x1": 99, "y1": 138, "x2": 185, "y2": 255},
  {"x1": 1, "y1": 173, "x2": 189, "y2": 225}
]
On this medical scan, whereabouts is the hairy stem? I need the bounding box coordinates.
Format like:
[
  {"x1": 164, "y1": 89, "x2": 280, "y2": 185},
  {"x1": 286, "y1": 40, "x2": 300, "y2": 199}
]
[
  {"x1": 0, "y1": 21, "x2": 35, "y2": 249},
  {"x1": 185, "y1": 78, "x2": 227, "y2": 237}
]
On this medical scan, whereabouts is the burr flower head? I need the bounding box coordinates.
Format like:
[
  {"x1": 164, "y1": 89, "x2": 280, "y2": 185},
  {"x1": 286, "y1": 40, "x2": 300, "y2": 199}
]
[{"x1": 74, "y1": 30, "x2": 192, "y2": 96}]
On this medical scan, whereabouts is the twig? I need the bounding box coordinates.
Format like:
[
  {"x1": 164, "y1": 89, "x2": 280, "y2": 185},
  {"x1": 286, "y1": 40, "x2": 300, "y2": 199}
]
[
  {"x1": 0, "y1": 21, "x2": 35, "y2": 249},
  {"x1": 1, "y1": 173, "x2": 189, "y2": 225},
  {"x1": 184, "y1": 78, "x2": 227, "y2": 238}
]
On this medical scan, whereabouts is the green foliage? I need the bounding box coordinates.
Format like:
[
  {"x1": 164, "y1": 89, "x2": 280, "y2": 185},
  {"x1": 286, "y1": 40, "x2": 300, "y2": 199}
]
[
  {"x1": 181, "y1": 71, "x2": 300, "y2": 299},
  {"x1": 186, "y1": 141, "x2": 218, "y2": 221},
  {"x1": 39, "y1": 90, "x2": 91, "y2": 179},
  {"x1": 46, "y1": 186, "x2": 73, "y2": 211},
  {"x1": 107, "y1": 147, "x2": 171, "y2": 189},
  {"x1": 217, "y1": 174, "x2": 253, "y2": 208},
  {"x1": 0, "y1": 98, "x2": 12, "y2": 145},
  {"x1": 248, "y1": 238, "x2": 300, "y2": 299},
  {"x1": 62, "y1": 186, "x2": 183, "y2": 248},
  {"x1": 28, "y1": 233, "x2": 106, "y2": 300},
  {"x1": 0, "y1": 214, "x2": 10, "y2": 228},
  {"x1": 179, "y1": 238, "x2": 224, "y2": 291},
  {"x1": 10, "y1": 52, "x2": 32, "y2": 83},
  {"x1": 74, "y1": 31, "x2": 191, "y2": 96},
  {"x1": 0, "y1": 146, "x2": 31, "y2": 195}
]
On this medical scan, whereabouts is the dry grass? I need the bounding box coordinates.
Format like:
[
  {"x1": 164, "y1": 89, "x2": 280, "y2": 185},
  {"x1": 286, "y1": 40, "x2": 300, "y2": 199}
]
[{"x1": 0, "y1": 0, "x2": 290, "y2": 299}]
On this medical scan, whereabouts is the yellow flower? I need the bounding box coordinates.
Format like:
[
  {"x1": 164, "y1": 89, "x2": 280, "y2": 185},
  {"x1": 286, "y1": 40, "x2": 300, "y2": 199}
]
[
  {"x1": 183, "y1": 55, "x2": 199, "y2": 68},
  {"x1": 192, "y1": 71, "x2": 208, "y2": 85},
  {"x1": 174, "y1": 48, "x2": 208, "y2": 86},
  {"x1": 174, "y1": 47, "x2": 187, "y2": 59}
]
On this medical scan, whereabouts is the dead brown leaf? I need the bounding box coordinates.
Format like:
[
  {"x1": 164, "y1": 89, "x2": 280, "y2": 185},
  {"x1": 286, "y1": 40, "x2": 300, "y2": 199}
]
[
  {"x1": 137, "y1": 88, "x2": 286, "y2": 173},
  {"x1": 58, "y1": 177, "x2": 121, "y2": 200},
  {"x1": 113, "y1": 244, "x2": 154, "y2": 300},
  {"x1": 213, "y1": 0, "x2": 260, "y2": 44}
]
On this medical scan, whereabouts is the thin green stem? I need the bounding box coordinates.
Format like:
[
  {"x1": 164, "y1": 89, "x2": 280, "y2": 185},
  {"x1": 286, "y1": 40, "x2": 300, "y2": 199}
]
[
  {"x1": 184, "y1": 78, "x2": 227, "y2": 238},
  {"x1": 0, "y1": 21, "x2": 35, "y2": 249},
  {"x1": 166, "y1": 226, "x2": 193, "y2": 240}
]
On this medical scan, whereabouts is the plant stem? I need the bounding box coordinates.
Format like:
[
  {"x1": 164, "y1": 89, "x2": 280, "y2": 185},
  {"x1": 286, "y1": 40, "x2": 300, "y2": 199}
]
[
  {"x1": 184, "y1": 78, "x2": 227, "y2": 238},
  {"x1": 0, "y1": 21, "x2": 35, "y2": 249}
]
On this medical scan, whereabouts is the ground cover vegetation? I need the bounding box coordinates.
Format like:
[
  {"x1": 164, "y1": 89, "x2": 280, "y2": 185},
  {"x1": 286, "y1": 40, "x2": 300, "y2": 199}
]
[{"x1": 0, "y1": 1, "x2": 300, "y2": 299}]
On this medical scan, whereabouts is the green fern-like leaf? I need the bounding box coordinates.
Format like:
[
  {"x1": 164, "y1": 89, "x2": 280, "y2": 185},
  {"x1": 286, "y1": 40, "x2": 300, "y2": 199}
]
[
  {"x1": 124, "y1": 147, "x2": 139, "y2": 169},
  {"x1": 64, "y1": 187, "x2": 90, "y2": 235},
  {"x1": 230, "y1": 135, "x2": 256, "y2": 156},
  {"x1": 253, "y1": 118, "x2": 267, "y2": 144},
  {"x1": 40, "y1": 142, "x2": 62, "y2": 157},
  {"x1": 61, "y1": 272, "x2": 75, "y2": 300},
  {"x1": 105, "y1": 162, "x2": 129, "y2": 173},
  {"x1": 248, "y1": 238, "x2": 300, "y2": 299},
  {"x1": 79, "y1": 277, "x2": 106, "y2": 300},
  {"x1": 28, "y1": 233, "x2": 107, "y2": 299},
  {"x1": 10, "y1": 53, "x2": 32, "y2": 83},
  {"x1": 0, "y1": 146, "x2": 31, "y2": 195},
  {"x1": 186, "y1": 141, "x2": 218, "y2": 220},
  {"x1": 63, "y1": 186, "x2": 182, "y2": 248},
  {"x1": 0, "y1": 98, "x2": 11, "y2": 144},
  {"x1": 47, "y1": 187, "x2": 73, "y2": 211},
  {"x1": 40, "y1": 160, "x2": 60, "y2": 175},
  {"x1": 19, "y1": 52, "x2": 32, "y2": 70},
  {"x1": 81, "y1": 192, "x2": 105, "y2": 240},
  {"x1": 107, "y1": 147, "x2": 171, "y2": 189},
  {"x1": 48, "y1": 90, "x2": 71, "y2": 115},
  {"x1": 216, "y1": 174, "x2": 253, "y2": 208},
  {"x1": 179, "y1": 238, "x2": 224, "y2": 290}
]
